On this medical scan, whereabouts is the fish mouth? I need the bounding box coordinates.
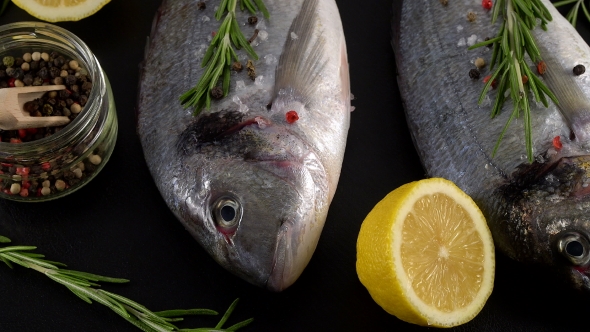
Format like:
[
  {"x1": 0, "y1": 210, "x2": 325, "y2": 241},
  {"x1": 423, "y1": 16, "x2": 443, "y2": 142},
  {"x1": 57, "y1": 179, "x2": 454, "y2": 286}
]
[{"x1": 571, "y1": 266, "x2": 590, "y2": 291}]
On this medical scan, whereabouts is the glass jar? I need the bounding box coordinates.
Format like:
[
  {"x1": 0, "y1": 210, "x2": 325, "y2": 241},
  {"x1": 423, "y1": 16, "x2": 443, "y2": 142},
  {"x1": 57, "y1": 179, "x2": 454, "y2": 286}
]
[{"x1": 0, "y1": 22, "x2": 117, "y2": 201}]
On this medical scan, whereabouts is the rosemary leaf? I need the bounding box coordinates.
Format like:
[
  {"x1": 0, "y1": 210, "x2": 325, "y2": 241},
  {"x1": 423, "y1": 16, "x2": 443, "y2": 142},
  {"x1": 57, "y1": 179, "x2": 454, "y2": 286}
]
[
  {"x1": 472, "y1": 0, "x2": 556, "y2": 162},
  {"x1": 0, "y1": 235, "x2": 252, "y2": 331},
  {"x1": 155, "y1": 309, "x2": 219, "y2": 318},
  {"x1": 180, "y1": 0, "x2": 268, "y2": 114}
]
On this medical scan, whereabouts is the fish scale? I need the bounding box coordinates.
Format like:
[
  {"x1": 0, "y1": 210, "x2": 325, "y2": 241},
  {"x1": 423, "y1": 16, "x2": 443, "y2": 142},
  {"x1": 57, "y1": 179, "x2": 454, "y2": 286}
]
[
  {"x1": 393, "y1": 0, "x2": 590, "y2": 291},
  {"x1": 138, "y1": 0, "x2": 350, "y2": 291}
]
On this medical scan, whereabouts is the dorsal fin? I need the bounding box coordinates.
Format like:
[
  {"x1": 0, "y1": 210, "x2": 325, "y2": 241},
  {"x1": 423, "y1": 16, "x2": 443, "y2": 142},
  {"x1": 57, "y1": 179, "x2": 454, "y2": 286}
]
[{"x1": 272, "y1": 0, "x2": 326, "y2": 104}]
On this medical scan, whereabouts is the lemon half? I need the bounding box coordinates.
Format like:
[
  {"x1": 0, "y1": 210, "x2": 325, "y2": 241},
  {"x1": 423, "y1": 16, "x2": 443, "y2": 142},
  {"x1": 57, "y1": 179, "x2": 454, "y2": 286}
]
[
  {"x1": 12, "y1": 0, "x2": 111, "y2": 22},
  {"x1": 356, "y1": 178, "x2": 495, "y2": 327}
]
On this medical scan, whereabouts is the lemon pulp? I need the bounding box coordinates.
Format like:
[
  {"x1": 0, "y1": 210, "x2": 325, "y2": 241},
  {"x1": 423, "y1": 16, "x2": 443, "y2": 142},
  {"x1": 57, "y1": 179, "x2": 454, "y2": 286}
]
[{"x1": 13, "y1": 0, "x2": 111, "y2": 22}]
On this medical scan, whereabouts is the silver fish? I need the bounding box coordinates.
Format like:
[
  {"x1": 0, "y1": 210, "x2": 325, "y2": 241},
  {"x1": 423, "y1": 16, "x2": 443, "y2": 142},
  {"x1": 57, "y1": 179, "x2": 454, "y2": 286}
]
[
  {"x1": 137, "y1": 0, "x2": 350, "y2": 291},
  {"x1": 393, "y1": 0, "x2": 590, "y2": 291}
]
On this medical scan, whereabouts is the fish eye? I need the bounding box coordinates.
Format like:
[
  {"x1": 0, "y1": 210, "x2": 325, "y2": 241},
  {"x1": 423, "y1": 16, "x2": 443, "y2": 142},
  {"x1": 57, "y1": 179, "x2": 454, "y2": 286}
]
[
  {"x1": 212, "y1": 195, "x2": 242, "y2": 229},
  {"x1": 557, "y1": 232, "x2": 590, "y2": 266}
]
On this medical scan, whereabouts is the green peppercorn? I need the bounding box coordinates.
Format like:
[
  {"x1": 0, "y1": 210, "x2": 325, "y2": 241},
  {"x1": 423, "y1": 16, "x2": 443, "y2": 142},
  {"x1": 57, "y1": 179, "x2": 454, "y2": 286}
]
[
  {"x1": 42, "y1": 104, "x2": 53, "y2": 116},
  {"x1": 3, "y1": 56, "x2": 14, "y2": 67}
]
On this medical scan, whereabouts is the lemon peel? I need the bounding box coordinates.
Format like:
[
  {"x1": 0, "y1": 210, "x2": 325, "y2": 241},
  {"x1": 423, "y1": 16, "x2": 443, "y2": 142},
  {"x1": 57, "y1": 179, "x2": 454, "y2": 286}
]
[
  {"x1": 12, "y1": 0, "x2": 111, "y2": 22},
  {"x1": 356, "y1": 178, "x2": 495, "y2": 327}
]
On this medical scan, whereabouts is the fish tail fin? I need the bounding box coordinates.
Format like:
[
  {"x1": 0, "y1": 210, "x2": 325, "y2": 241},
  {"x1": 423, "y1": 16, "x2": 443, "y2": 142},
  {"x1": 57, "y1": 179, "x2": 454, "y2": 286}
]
[{"x1": 272, "y1": 0, "x2": 326, "y2": 105}]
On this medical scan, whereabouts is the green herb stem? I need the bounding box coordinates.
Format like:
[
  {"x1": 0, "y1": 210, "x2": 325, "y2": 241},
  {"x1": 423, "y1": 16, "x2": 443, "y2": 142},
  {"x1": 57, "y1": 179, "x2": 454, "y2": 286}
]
[
  {"x1": 552, "y1": 0, "x2": 590, "y2": 26},
  {"x1": 180, "y1": 0, "x2": 269, "y2": 115},
  {"x1": 0, "y1": 235, "x2": 252, "y2": 332},
  {"x1": 469, "y1": 0, "x2": 557, "y2": 162}
]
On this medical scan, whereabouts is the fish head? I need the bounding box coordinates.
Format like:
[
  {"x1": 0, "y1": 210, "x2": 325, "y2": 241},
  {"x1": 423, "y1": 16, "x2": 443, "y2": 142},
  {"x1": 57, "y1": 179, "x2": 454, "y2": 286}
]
[
  {"x1": 498, "y1": 154, "x2": 590, "y2": 291},
  {"x1": 178, "y1": 111, "x2": 328, "y2": 292}
]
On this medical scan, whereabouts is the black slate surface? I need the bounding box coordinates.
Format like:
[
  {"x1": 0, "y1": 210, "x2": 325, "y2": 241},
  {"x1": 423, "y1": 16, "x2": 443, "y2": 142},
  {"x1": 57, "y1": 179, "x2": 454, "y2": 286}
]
[{"x1": 0, "y1": 0, "x2": 589, "y2": 331}]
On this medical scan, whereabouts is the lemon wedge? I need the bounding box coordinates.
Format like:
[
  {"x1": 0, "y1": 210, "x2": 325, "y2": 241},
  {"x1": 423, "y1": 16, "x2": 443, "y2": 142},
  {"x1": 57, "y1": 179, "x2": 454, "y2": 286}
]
[
  {"x1": 12, "y1": 0, "x2": 111, "y2": 22},
  {"x1": 356, "y1": 178, "x2": 495, "y2": 327}
]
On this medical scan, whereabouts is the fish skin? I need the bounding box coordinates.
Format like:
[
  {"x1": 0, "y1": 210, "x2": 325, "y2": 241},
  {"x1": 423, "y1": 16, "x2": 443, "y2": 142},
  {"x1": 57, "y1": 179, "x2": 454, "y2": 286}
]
[
  {"x1": 393, "y1": 0, "x2": 590, "y2": 291},
  {"x1": 138, "y1": 0, "x2": 350, "y2": 291}
]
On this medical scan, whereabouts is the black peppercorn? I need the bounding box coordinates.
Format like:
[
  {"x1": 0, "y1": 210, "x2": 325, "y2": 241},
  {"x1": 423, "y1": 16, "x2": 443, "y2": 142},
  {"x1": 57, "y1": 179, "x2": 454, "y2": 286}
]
[
  {"x1": 248, "y1": 16, "x2": 258, "y2": 25},
  {"x1": 484, "y1": 37, "x2": 493, "y2": 48},
  {"x1": 211, "y1": 86, "x2": 223, "y2": 99},
  {"x1": 81, "y1": 81, "x2": 92, "y2": 91},
  {"x1": 53, "y1": 55, "x2": 65, "y2": 67},
  {"x1": 30, "y1": 61, "x2": 39, "y2": 71},
  {"x1": 197, "y1": 1, "x2": 206, "y2": 10},
  {"x1": 469, "y1": 68, "x2": 480, "y2": 79},
  {"x1": 59, "y1": 89, "x2": 71, "y2": 99},
  {"x1": 37, "y1": 67, "x2": 49, "y2": 79},
  {"x1": 33, "y1": 77, "x2": 43, "y2": 86},
  {"x1": 79, "y1": 94, "x2": 88, "y2": 106},
  {"x1": 5, "y1": 67, "x2": 15, "y2": 77},
  {"x1": 24, "y1": 101, "x2": 37, "y2": 113},
  {"x1": 49, "y1": 66, "x2": 60, "y2": 78},
  {"x1": 65, "y1": 75, "x2": 77, "y2": 85},
  {"x1": 23, "y1": 74, "x2": 33, "y2": 86},
  {"x1": 573, "y1": 64, "x2": 585, "y2": 76}
]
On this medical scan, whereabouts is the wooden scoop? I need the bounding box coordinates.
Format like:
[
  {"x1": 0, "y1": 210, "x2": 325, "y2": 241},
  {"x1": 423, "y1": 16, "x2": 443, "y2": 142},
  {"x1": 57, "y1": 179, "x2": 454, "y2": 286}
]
[{"x1": 0, "y1": 85, "x2": 70, "y2": 130}]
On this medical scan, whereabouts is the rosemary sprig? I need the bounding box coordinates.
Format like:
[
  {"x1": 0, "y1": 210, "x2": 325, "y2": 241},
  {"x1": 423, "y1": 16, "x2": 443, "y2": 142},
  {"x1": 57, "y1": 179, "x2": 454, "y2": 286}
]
[
  {"x1": 179, "y1": 0, "x2": 269, "y2": 115},
  {"x1": 469, "y1": 0, "x2": 558, "y2": 162},
  {"x1": 0, "y1": 0, "x2": 9, "y2": 16},
  {"x1": 552, "y1": 0, "x2": 590, "y2": 26},
  {"x1": 0, "y1": 235, "x2": 252, "y2": 332}
]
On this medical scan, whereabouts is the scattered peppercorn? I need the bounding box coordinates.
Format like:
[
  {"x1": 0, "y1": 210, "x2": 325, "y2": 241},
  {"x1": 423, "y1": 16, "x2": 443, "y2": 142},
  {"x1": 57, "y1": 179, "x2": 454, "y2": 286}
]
[
  {"x1": 440, "y1": 0, "x2": 448, "y2": 5},
  {"x1": 247, "y1": 60, "x2": 256, "y2": 80},
  {"x1": 573, "y1": 64, "x2": 585, "y2": 76},
  {"x1": 286, "y1": 111, "x2": 299, "y2": 124},
  {"x1": 474, "y1": 57, "x2": 486, "y2": 69},
  {"x1": 467, "y1": 11, "x2": 477, "y2": 22},
  {"x1": 210, "y1": 86, "x2": 224, "y2": 99},
  {"x1": 232, "y1": 61, "x2": 243, "y2": 72},
  {"x1": 537, "y1": 61, "x2": 547, "y2": 75},
  {"x1": 248, "y1": 16, "x2": 258, "y2": 25},
  {"x1": 197, "y1": 1, "x2": 206, "y2": 10},
  {"x1": 469, "y1": 69, "x2": 480, "y2": 79},
  {"x1": 553, "y1": 136, "x2": 562, "y2": 150},
  {"x1": 482, "y1": 0, "x2": 493, "y2": 10},
  {"x1": 484, "y1": 37, "x2": 493, "y2": 48}
]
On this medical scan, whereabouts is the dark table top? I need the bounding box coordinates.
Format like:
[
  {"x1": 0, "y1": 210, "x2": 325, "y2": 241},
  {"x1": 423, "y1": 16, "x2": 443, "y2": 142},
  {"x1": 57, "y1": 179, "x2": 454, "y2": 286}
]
[{"x1": 0, "y1": 0, "x2": 589, "y2": 331}]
